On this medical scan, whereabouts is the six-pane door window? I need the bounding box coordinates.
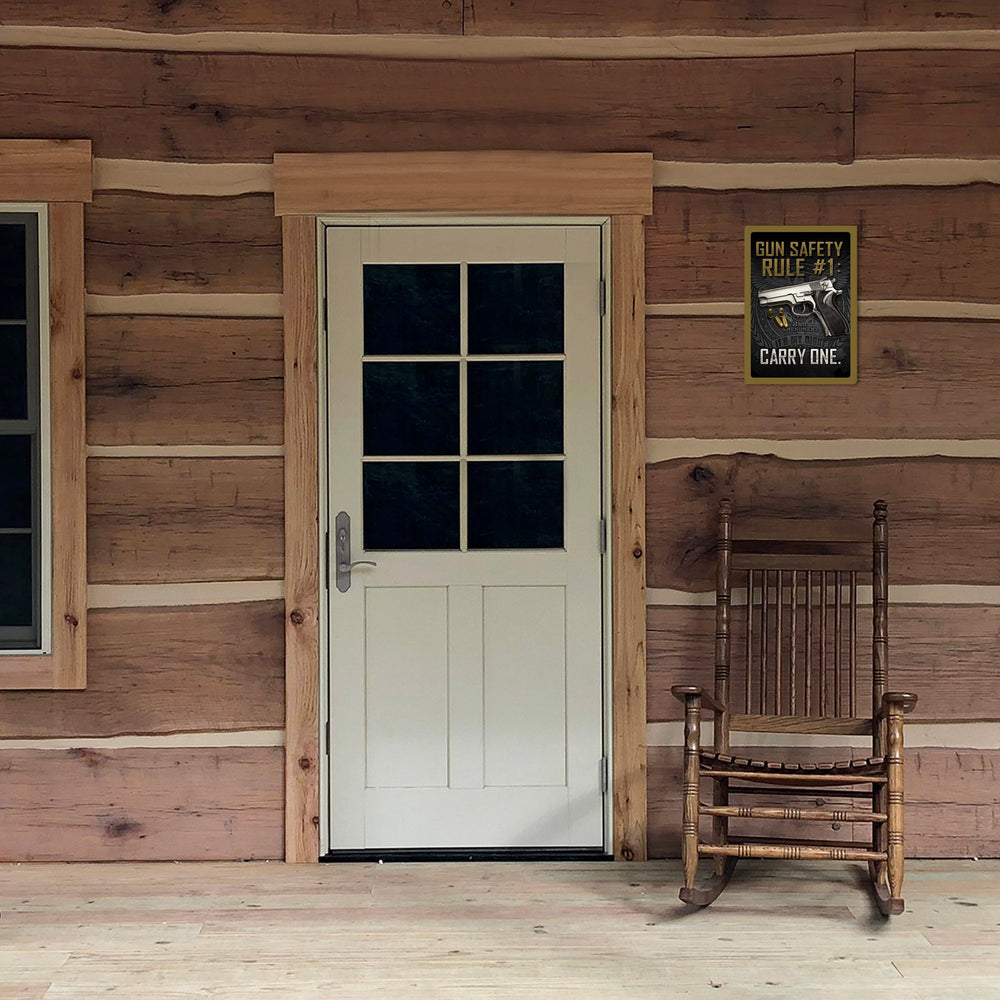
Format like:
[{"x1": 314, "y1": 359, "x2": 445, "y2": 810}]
[{"x1": 361, "y1": 262, "x2": 565, "y2": 551}]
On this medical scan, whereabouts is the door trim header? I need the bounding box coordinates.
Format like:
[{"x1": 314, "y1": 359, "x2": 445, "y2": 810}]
[{"x1": 274, "y1": 151, "x2": 652, "y2": 216}]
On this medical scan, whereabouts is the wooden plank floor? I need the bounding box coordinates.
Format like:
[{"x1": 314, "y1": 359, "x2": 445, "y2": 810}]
[{"x1": 1, "y1": 860, "x2": 998, "y2": 998}]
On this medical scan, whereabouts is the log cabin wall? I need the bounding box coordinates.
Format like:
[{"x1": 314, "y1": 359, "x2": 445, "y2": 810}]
[{"x1": 0, "y1": 3, "x2": 998, "y2": 860}]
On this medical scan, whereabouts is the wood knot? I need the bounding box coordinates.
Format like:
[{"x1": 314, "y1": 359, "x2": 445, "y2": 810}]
[
  {"x1": 102, "y1": 817, "x2": 144, "y2": 840},
  {"x1": 632, "y1": 546, "x2": 643, "y2": 559},
  {"x1": 289, "y1": 609, "x2": 305, "y2": 626},
  {"x1": 620, "y1": 845, "x2": 636, "y2": 862},
  {"x1": 70, "y1": 366, "x2": 83, "y2": 381},
  {"x1": 311, "y1": 815, "x2": 320, "y2": 827},
  {"x1": 64, "y1": 613, "x2": 79, "y2": 628},
  {"x1": 689, "y1": 465, "x2": 715, "y2": 484},
  {"x1": 298, "y1": 756, "x2": 312, "y2": 771}
]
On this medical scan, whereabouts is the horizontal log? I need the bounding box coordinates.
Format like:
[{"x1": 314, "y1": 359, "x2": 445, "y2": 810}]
[
  {"x1": 648, "y1": 745, "x2": 1000, "y2": 858},
  {"x1": 87, "y1": 457, "x2": 284, "y2": 584},
  {"x1": 646, "y1": 455, "x2": 1000, "y2": 590},
  {"x1": 646, "y1": 186, "x2": 1000, "y2": 304},
  {"x1": 647, "y1": 317, "x2": 1000, "y2": 440},
  {"x1": 0, "y1": 1, "x2": 460, "y2": 34},
  {"x1": 903, "y1": 749, "x2": 1000, "y2": 858},
  {"x1": 0, "y1": 48, "x2": 853, "y2": 163},
  {"x1": 857, "y1": 50, "x2": 1000, "y2": 158},
  {"x1": 648, "y1": 604, "x2": 1000, "y2": 724},
  {"x1": 85, "y1": 193, "x2": 281, "y2": 295},
  {"x1": 467, "y1": 1, "x2": 1000, "y2": 35},
  {"x1": 87, "y1": 316, "x2": 283, "y2": 446},
  {"x1": 0, "y1": 602, "x2": 284, "y2": 739},
  {"x1": 0, "y1": 747, "x2": 283, "y2": 861}
]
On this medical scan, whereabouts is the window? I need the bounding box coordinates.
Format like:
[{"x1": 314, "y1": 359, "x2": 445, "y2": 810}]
[
  {"x1": 0, "y1": 140, "x2": 89, "y2": 689},
  {"x1": 0, "y1": 210, "x2": 49, "y2": 651}
]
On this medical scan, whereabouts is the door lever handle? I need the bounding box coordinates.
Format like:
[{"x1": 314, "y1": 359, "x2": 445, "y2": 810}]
[{"x1": 337, "y1": 560, "x2": 378, "y2": 572}]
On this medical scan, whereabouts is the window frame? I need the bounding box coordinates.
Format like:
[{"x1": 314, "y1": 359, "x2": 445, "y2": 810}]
[{"x1": 0, "y1": 140, "x2": 90, "y2": 689}]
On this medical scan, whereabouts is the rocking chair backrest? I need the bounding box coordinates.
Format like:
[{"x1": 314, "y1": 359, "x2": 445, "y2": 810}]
[{"x1": 713, "y1": 499, "x2": 888, "y2": 752}]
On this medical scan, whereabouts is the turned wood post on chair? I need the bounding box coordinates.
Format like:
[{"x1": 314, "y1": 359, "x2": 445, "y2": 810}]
[
  {"x1": 680, "y1": 692, "x2": 701, "y2": 892},
  {"x1": 669, "y1": 499, "x2": 918, "y2": 915}
]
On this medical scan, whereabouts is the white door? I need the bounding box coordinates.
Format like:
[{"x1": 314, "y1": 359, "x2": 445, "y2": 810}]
[{"x1": 325, "y1": 223, "x2": 606, "y2": 850}]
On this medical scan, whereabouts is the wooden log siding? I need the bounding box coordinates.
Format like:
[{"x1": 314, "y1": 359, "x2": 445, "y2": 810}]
[
  {"x1": 647, "y1": 604, "x2": 1000, "y2": 724},
  {"x1": 645, "y1": 186, "x2": 1000, "y2": 305},
  {"x1": 856, "y1": 50, "x2": 1000, "y2": 158},
  {"x1": 85, "y1": 193, "x2": 282, "y2": 295},
  {"x1": 646, "y1": 317, "x2": 1000, "y2": 440},
  {"x1": 86, "y1": 316, "x2": 283, "y2": 446},
  {"x1": 0, "y1": 2, "x2": 462, "y2": 34},
  {"x1": 465, "y1": 2, "x2": 1000, "y2": 35},
  {"x1": 87, "y1": 457, "x2": 284, "y2": 584},
  {"x1": 647, "y1": 746, "x2": 1000, "y2": 859},
  {"x1": 646, "y1": 455, "x2": 1000, "y2": 592},
  {"x1": 0, "y1": 747, "x2": 284, "y2": 862},
  {"x1": 0, "y1": 49, "x2": 852, "y2": 163},
  {"x1": 0, "y1": 602, "x2": 284, "y2": 740}
]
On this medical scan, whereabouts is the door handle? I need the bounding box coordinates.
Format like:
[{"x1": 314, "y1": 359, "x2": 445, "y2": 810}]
[{"x1": 334, "y1": 511, "x2": 376, "y2": 592}]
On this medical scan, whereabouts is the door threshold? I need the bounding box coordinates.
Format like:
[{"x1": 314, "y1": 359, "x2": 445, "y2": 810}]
[{"x1": 321, "y1": 847, "x2": 612, "y2": 863}]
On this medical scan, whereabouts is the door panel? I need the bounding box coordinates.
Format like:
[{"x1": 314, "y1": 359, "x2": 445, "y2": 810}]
[
  {"x1": 483, "y1": 586, "x2": 567, "y2": 788},
  {"x1": 325, "y1": 224, "x2": 605, "y2": 851},
  {"x1": 364, "y1": 587, "x2": 449, "y2": 788}
]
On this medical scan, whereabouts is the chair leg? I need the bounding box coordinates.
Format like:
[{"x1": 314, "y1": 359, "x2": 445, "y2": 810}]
[
  {"x1": 713, "y1": 777, "x2": 730, "y2": 878},
  {"x1": 679, "y1": 699, "x2": 701, "y2": 895},
  {"x1": 884, "y1": 703, "x2": 906, "y2": 913},
  {"x1": 872, "y1": 704, "x2": 906, "y2": 915}
]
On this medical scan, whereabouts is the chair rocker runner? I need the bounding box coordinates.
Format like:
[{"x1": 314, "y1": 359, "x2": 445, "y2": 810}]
[{"x1": 670, "y1": 499, "x2": 917, "y2": 915}]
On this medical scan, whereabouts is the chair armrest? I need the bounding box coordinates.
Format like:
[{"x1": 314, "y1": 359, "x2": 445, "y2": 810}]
[
  {"x1": 878, "y1": 691, "x2": 919, "y2": 718},
  {"x1": 670, "y1": 685, "x2": 727, "y2": 715}
]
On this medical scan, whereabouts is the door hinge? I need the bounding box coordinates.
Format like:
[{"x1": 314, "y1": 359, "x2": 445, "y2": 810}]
[
  {"x1": 325, "y1": 719, "x2": 331, "y2": 756},
  {"x1": 599, "y1": 278, "x2": 607, "y2": 317},
  {"x1": 599, "y1": 517, "x2": 607, "y2": 555},
  {"x1": 600, "y1": 756, "x2": 609, "y2": 793}
]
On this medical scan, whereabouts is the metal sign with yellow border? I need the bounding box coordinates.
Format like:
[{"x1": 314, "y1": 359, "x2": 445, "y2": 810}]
[{"x1": 745, "y1": 225, "x2": 857, "y2": 384}]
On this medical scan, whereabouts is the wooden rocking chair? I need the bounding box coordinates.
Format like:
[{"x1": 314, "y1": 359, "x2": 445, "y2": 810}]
[{"x1": 671, "y1": 499, "x2": 917, "y2": 915}]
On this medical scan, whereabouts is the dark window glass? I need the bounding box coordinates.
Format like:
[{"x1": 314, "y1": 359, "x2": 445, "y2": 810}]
[
  {"x1": 0, "y1": 435, "x2": 32, "y2": 528},
  {"x1": 468, "y1": 361, "x2": 563, "y2": 455},
  {"x1": 0, "y1": 326, "x2": 28, "y2": 420},
  {"x1": 363, "y1": 264, "x2": 460, "y2": 355},
  {"x1": 363, "y1": 362, "x2": 459, "y2": 456},
  {"x1": 364, "y1": 461, "x2": 460, "y2": 550},
  {"x1": 468, "y1": 264, "x2": 564, "y2": 354},
  {"x1": 0, "y1": 224, "x2": 27, "y2": 320},
  {"x1": 468, "y1": 461, "x2": 563, "y2": 549},
  {"x1": 0, "y1": 535, "x2": 32, "y2": 628}
]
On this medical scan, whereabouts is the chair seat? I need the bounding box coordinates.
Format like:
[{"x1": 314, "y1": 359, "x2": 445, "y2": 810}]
[{"x1": 700, "y1": 750, "x2": 886, "y2": 776}]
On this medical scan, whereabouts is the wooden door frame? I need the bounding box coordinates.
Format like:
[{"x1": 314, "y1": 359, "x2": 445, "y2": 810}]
[{"x1": 275, "y1": 151, "x2": 652, "y2": 863}]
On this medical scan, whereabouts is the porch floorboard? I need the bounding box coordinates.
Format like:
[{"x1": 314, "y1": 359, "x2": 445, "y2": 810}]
[{"x1": 0, "y1": 860, "x2": 997, "y2": 998}]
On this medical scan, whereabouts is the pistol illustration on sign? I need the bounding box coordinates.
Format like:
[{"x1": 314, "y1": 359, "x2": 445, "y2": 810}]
[{"x1": 757, "y1": 278, "x2": 847, "y2": 338}]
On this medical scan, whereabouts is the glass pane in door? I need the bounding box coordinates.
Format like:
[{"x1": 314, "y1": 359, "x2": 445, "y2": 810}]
[
  {"x1": 363, "y1": 264, "x2": 460, "y2": 355},
  {"x1": 467, "y1": 361, "x2": 563, "y2": 455},
  {"x1": 468, "y1": 461, "x2": 563, "y2": 549},
  {"x1": 467, "y1": 263, "x2": 564, "y2": 354}
]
